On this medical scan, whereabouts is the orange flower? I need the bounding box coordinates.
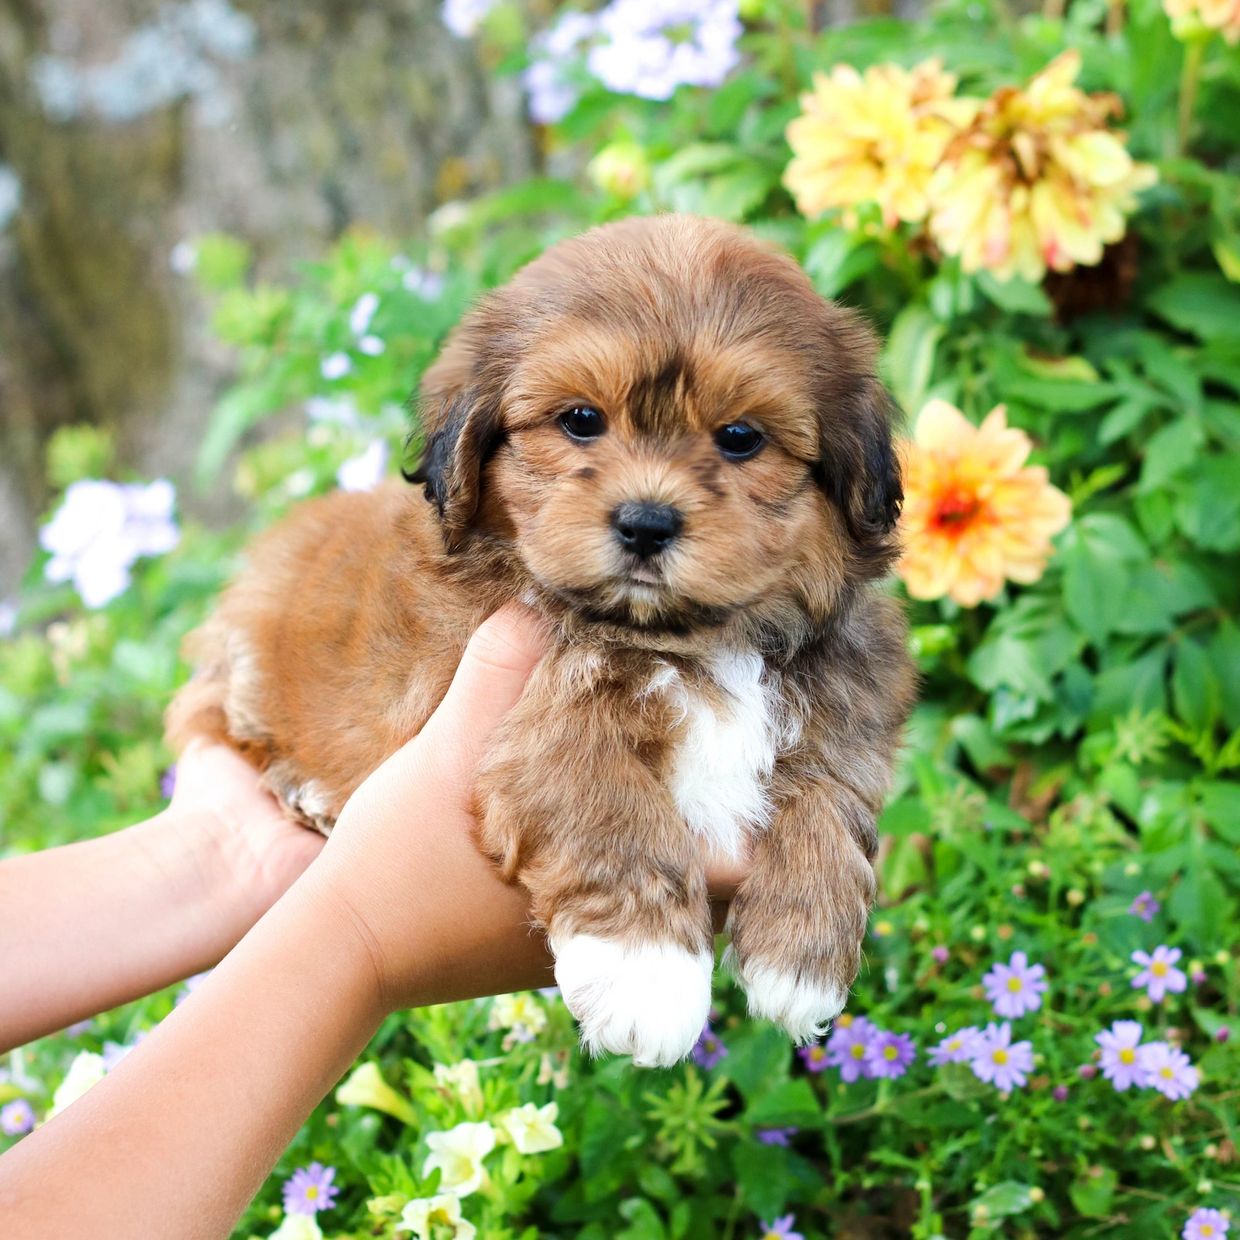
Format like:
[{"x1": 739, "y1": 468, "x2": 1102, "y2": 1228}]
[
  {"x1": 1165, "y1": 0, "x2": 1240, "y2": 42},
  {"x1": 898, "y1": 400, "x2": 1071, "y2": 606}
]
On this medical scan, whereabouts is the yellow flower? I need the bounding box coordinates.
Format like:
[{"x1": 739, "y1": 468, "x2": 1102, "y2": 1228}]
[
  {"x1": 432, "y1": 1060, "x2": 484, "y2": 1113},
  {"x1": 1164, "y1": 0, "x2": 1240, "y2": 42},
  {"x1": 423, "y1": 1121, "x2": 497, "y2": 1198},
  {"x1": 927, "y1": 51, "x2": 1156, "y2": 283},
  {"x1": 488, "y1": 992, "x2": 548, "y2": 1040},
  {"x1": 497, "y1": 1101, "x2": 564, "y2": 1154},
  {"x1": 48, "y1": 1051, "x2": 106, "y2": 1119},
  {"x1": 897, "y1": 400, "x2": 1071, "y2": 606},
  {"x1": 785, "y1": 59, "x2": 977, "y2": 227},
  {"x1": 395, "y1": 1193, "x2": 477, "y2": 1240},
  {"x1": 335, "y1": 1062, "x2": 418, "y2": 1126}
]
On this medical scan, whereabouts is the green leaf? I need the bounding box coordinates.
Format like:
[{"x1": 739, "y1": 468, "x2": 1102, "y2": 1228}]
[
  {"x1": 976, "y1": 271, "x2": 1053, "y2": 316},
  {"x1": 971, "y1": 1181, "x2": 1035, "y2": 1220},
  {"x1": 1139, "y1": 418, "x2": 1204, "y2": 491},
  {"x1": 1060, "y1": 516, "x2": 1149, "y2": 646},
  {"x1": 1199, "y1": 781, "x2": 1240, "y2": 844},
  {"x1": 1146, "y1": 274, "x2": 1240, "y2": 342},
  {"x1": 1173, "y1": 640, "x2": 1221, "y2": 733},
  {"x1": 883, "y1": 304, "x2": 944, "y2": 415},
  {"x1": 731, "y1": 1142, "x2": 792, "y2": 1219},
  {"x1": 719, "y1": 1023, "x2": 791, "y2": 1101},
  {"x1": 1069, "y1": 1166, "x2": 1117, "y2": 1218},
  {"x1": 803, "y1": 230, "x2": 881, "y2": 298},
  {"x1": 744, "y1": 1079, "x2": 822, "y2": 1128}
]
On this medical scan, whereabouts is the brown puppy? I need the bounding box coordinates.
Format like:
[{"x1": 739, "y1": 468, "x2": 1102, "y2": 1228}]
[{"x1": 168, "y1": 214, "x2": 916, "y2": 1067}]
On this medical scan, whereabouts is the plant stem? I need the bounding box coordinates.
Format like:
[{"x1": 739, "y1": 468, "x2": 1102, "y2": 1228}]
[{"x1": 1176, "y1": 38, "x2": 1206, "y2": 158}]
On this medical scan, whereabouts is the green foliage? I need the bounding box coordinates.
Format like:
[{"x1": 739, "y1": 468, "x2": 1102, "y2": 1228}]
[{"x1": 3, "y1": 0, "x2": 1239, "y2": 1237}]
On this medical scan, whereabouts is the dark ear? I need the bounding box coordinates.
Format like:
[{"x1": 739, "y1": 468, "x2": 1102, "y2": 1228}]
[
  {"x1": 818, "y1": 377, "x2": 903, "y2": 575},
  {"x1": 407, "y1": 386, "x2": 504, "y2": 553}
]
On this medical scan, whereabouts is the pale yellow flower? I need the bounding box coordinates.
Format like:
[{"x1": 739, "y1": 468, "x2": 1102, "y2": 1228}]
[
  {"x1": 423, "y1": 1121, "x2": 497, "y2": 1197},
  {"x1": 395, "y1": 1193, "x2": 477, "y2": 1239},
  {"x1": 335, "y1": 1062, "x2": 418, "y2": 1125},
  {"x1": 927, "y1": 51, "x2": 1156, "y2": 283},
  {"x1": 1164, "y1": 0, "x2": 1240, "y2": 42},
  {"x1": 269, "y1": 1216, "x2": 324, "y2": 1240},
  {"x1": 488, "y1": 992, "x2": 547, "y2": 1041},
  {"x1": 497, "y1": 1101, "x2": 564, "y2": 1154},
  {"x1": 898, "y1": 400, "x2": 1071, "y2": 607},
  {"x1": 48, "y1": 1051, "x2": 106, "y2": 1118},
  {"x1": 785, "y1": 59, "x2": 978, "y2": 227},
  {"x1": 432, "y1": 1060, "x2": 484, "y2": 1113}
]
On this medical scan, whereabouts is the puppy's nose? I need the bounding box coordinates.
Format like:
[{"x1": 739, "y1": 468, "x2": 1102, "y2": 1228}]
[{"x1": 612, "y1": 502, "x2": 683, "y2": 560}]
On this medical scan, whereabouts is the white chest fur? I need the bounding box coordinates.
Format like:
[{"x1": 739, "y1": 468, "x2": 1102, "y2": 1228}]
[{"x1": 652, "y1": 650, "x2": 784, "y2": 859}]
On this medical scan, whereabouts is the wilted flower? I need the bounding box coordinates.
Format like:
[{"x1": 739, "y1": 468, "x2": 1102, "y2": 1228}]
[
  {"x1": 496, "y1": 1102, "x2": 564, "y2": 1154},
  {"x1": 692, "y1": 1023, "x2": 729, "y2": 1069},
  {"x1": 423, "y1": 1121, "x2": 497, "y2": 1197},
  {"x1": 759, "y1": 1216, "x2": 806, "y2": 1240},
  {"x1": 898, "y1": 400, "x2": 1071, "y2": 606},
  {"x1": 927, "y1": 51, "x2": 1156, "y2": 283},
  {"x1": 825, "y1": 1015, "x2": 877, "y2": 1082},
  {"x1": 1096, "y1": 1020, "x2": 1145, "y2": 1091},
  {"x1": 865, "y1": 1030, "x2": 916, "y2": 1079},
  {"x1": 396, "y1": 1192, "x2": 477, "y2": 1239},
  {"x1": 1130, "y1": 891, "x2": 1161, "y2": 922},
  {"x1": 1184, "y1": 1207, "x2": 1231, "y2": 1240},
  {"x1": 1164, "y1": 0, "x2": 1240, "y2": 43},
  {"x1": 982, "y1": 950, "x2": 1048, "y2": 1019},
  {"x1": 1138, "y1": 1042, "x2": 1200, "y2": 1100},
  {"x1": 587, "y1": 0, "x2": 741, "y2": 101},
  {"x1": 48, "y1": 1051, "x2": 107, "y2": 1118},
  {"x1": 928, "y1": 1026, "x2": 982, "y2": 1066},
  {"x1": 283, "y1": 1163, "x2": 339, "y2": 1216},
  {"x1": 785, "y1": 59, "x2": 976, "y2": 227},
  {"x1": 1132, "y1": 945, "x2": 1188, "y2": 1004},
  {"x1": 337, "y1": 440, "x2": 389, "y2": 493},
  {"x1": 0, "y1": 1099, "x2": 35, "y2": 1136},
  {"x1": 433, "y1": 1060, "x2": 484, "y2": 1112},
  {"x1": 336, "y1": 1062, "x2": 418, "y2": 1125},
  {"x1": 41, "y1": 478, "x2": 180, "y2": 609},
  {"x1": 970, "y1": 1022, "x2": 1035, "y2": 1091}
]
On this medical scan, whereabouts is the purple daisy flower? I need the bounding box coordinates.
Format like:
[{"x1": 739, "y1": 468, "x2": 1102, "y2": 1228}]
[
  {"x1": 1, "y1": 1099, "x2": 35, "y2": 1136},
  {"x1": 755, "y1": 1126, "x2": 797, "y2": 1146},
  {"x1": 1184, "y1": 1207, "x2": 1230, "y2": 1240},
  {"x1": 1096, "y1": 1020, "x2": 1145, "y2": 1091},
  {"x1": 282, "y1": 1162, "x2": 339, "y2": 1215},
  {"x1": 928, "y1": 1026, "x2": 982, "y2": 1066},
  {"x1": 825, "y1": 1016, "x2": 877, "y2": 1082},
  {"x1": 864, "y1": 1030, "x2": 916, "y2": 1079},
  {"x1": 1129, "y1": 890, "x2": 1160, "y2": 922},
  {"x1": 759, "y1": 1215, "x2": 805, "y2": 1240},
  {"x1": 798, "y1": 1042, "x2": 830, "y2": 1074},
  {"x1": 969, "y1": 1022, "x2": 1034, "y2": 1092},
  {"x1": 1138, "y1": 1042, "x2": 1199, "y2": 1101},
  {"x1": 1132, "y1": 945, "x2": 1188, "y2": 1004},
  {"x1": 982, "y1": 950, "x2": 1048, "y2": 1019},
  {"x1": 692, "y1": 1023, "x2": 728, "y2": 1070}
]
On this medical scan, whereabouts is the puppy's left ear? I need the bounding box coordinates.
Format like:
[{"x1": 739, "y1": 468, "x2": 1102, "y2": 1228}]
[{"x1": 819, "y1": 376, "x2": 904, "y2": 575}]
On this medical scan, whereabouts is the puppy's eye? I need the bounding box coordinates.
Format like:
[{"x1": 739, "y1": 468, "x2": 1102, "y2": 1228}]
[
  {"x1": 559, "y1": 406, "x2": 606, "y2": 441},
  {"x1": 714, "y1": 422, "x2": 765, "y2": 460}
]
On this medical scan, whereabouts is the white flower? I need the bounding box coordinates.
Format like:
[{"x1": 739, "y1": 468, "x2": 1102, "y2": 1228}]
[
  {"x1": 40, "y1": 479, "x2": 179, "y2": 609},
  {"x1": 432, "y1": 1060, "x2": 484, "y2": 1112},
  {"x1": 305, "y1": 396, "x2": 362, "y2": 429},
  {"x1": 169, "y1": 239, "x2": 197, "y2": 274},
  {"x1": 488, "y1": 992, "x2": 548, "y2": 1039},
  {"x1": 48, "y1": 1051, "x2": 107, "y2": 1118},
  {"x1": 441, "y1": 0, "x2": 500, "y2": 37},
  {"x1": 320, "y1": 352, "x2": 353, "y2": 380},
  {"x1": 336, "y1": 440, "x2": 389, "y2": 493},
  {"x1": 523, "y1": 11, "x2": 598, "y2": 123},
  {"x1": 336, "y1": 1062, "x2": 418, "y2": 1124},
  {"x1": 358, "y1": 334, "x2": 385, "y2": 356},
  {"x1": 497, "y1": 1101, "x2": 563, "y2": 1154},
  {"x1": 401, "y1": 267, "x2": 446, "y2": 299},
  {"x1": 349, "y1": 291, "x2": 379, "y2": 336},
  {"x1": 395, "y1": 1192, "x2": 477, "y2": 1239},
  {"x1": 423, "y1": 1121, "x2": 497, "y2": 1197},
  {"x1": 268, "y1": 1215, "x2": 324, "y2": 1240}
]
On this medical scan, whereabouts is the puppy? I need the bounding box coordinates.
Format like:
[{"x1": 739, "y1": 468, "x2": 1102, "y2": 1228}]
[{"x1": 168, "y1": 214, "x2": 916, "y2": 1067}]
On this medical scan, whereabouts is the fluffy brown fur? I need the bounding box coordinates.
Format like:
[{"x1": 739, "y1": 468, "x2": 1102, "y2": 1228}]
[{"x1": 168, "y1": 214, "x2": 916, "y2": 1066}]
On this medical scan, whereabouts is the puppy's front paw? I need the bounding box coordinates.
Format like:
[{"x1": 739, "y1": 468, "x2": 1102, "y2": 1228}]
[
  {"x1": 727, "y1": 952, "x2": 847, "y2": 1044},
  {"x1": 552, "y1": 934, "x2": 713, "y2": 1068}
]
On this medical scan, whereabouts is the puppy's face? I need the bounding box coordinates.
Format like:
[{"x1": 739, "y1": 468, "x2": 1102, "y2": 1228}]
[{"x1": 414, "y1": 215, "x2": 901, "y2": 634}]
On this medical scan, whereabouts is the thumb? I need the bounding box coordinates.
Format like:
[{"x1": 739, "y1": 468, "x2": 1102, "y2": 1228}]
[{"x1": 417, "y1": 603, "x2": 550, "y2": 774}]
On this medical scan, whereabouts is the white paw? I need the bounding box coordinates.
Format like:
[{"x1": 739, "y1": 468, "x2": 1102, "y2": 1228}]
[
  {"x1": 730, "y1": 954, "x2": 846, "y2": 1044},
  {"x1": 551, "y1": 934, "x2": 713, "y2": 1068}
]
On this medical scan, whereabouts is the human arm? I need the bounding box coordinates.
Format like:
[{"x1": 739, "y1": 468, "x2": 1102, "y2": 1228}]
[{"x1": 0, "y1": 743, "x2": 324, "y2": 1054}]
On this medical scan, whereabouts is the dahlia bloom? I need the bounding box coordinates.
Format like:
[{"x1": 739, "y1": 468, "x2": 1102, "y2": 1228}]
[
  {"x1": 898, "y1": 400, "x2": 1071, "y2": 606},
  {"x1": 785, "y1": 59, "x2": 976, "y2": 227},
  {"x1": 1165, "y1": 0, "x2": 1240, "y2": 43},
  {"x1": 927, "y1": 51, "x2": 1156, "y2": 282}
]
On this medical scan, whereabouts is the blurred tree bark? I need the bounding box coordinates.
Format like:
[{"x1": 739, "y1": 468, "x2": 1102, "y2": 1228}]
[{"x1": 0, "y1": 0, "x2": 536, "y2": 592}]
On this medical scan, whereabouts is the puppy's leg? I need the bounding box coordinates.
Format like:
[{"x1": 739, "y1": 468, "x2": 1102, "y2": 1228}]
[
  {"x1": 726, "y1": 776, "x2": 876, "y2": 1042},
  {"x1": 475, "y1": 697, "x2": 713, "y2": 1068}
]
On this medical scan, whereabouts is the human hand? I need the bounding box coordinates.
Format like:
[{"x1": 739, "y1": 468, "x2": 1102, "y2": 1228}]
[{"x1": 170, "y1": 740, "x2": 325, "y2": 927}]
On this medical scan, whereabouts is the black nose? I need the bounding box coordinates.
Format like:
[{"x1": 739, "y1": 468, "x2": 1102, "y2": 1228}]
[{"x1": 612, "y1": 502, "x2": 683, "y2": 560}]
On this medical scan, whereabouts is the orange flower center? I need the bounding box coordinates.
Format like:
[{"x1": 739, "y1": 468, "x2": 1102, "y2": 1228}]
[{"x1": 930, "y1": 487, "x2": 982, "y2": 532}]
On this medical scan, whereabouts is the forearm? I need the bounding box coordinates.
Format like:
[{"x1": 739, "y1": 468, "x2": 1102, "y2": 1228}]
[
  {"x1": 0, "y1": 809, "x2": 259, "y2": 1053},
  {"x1": 0, "y1": 832, "x2": 551, "y2": 1238}
]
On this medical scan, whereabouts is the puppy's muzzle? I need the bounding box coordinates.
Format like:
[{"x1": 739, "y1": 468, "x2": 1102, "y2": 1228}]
[{"x1": 612, "y1": 502, "x2": 683, "y2": 560}]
